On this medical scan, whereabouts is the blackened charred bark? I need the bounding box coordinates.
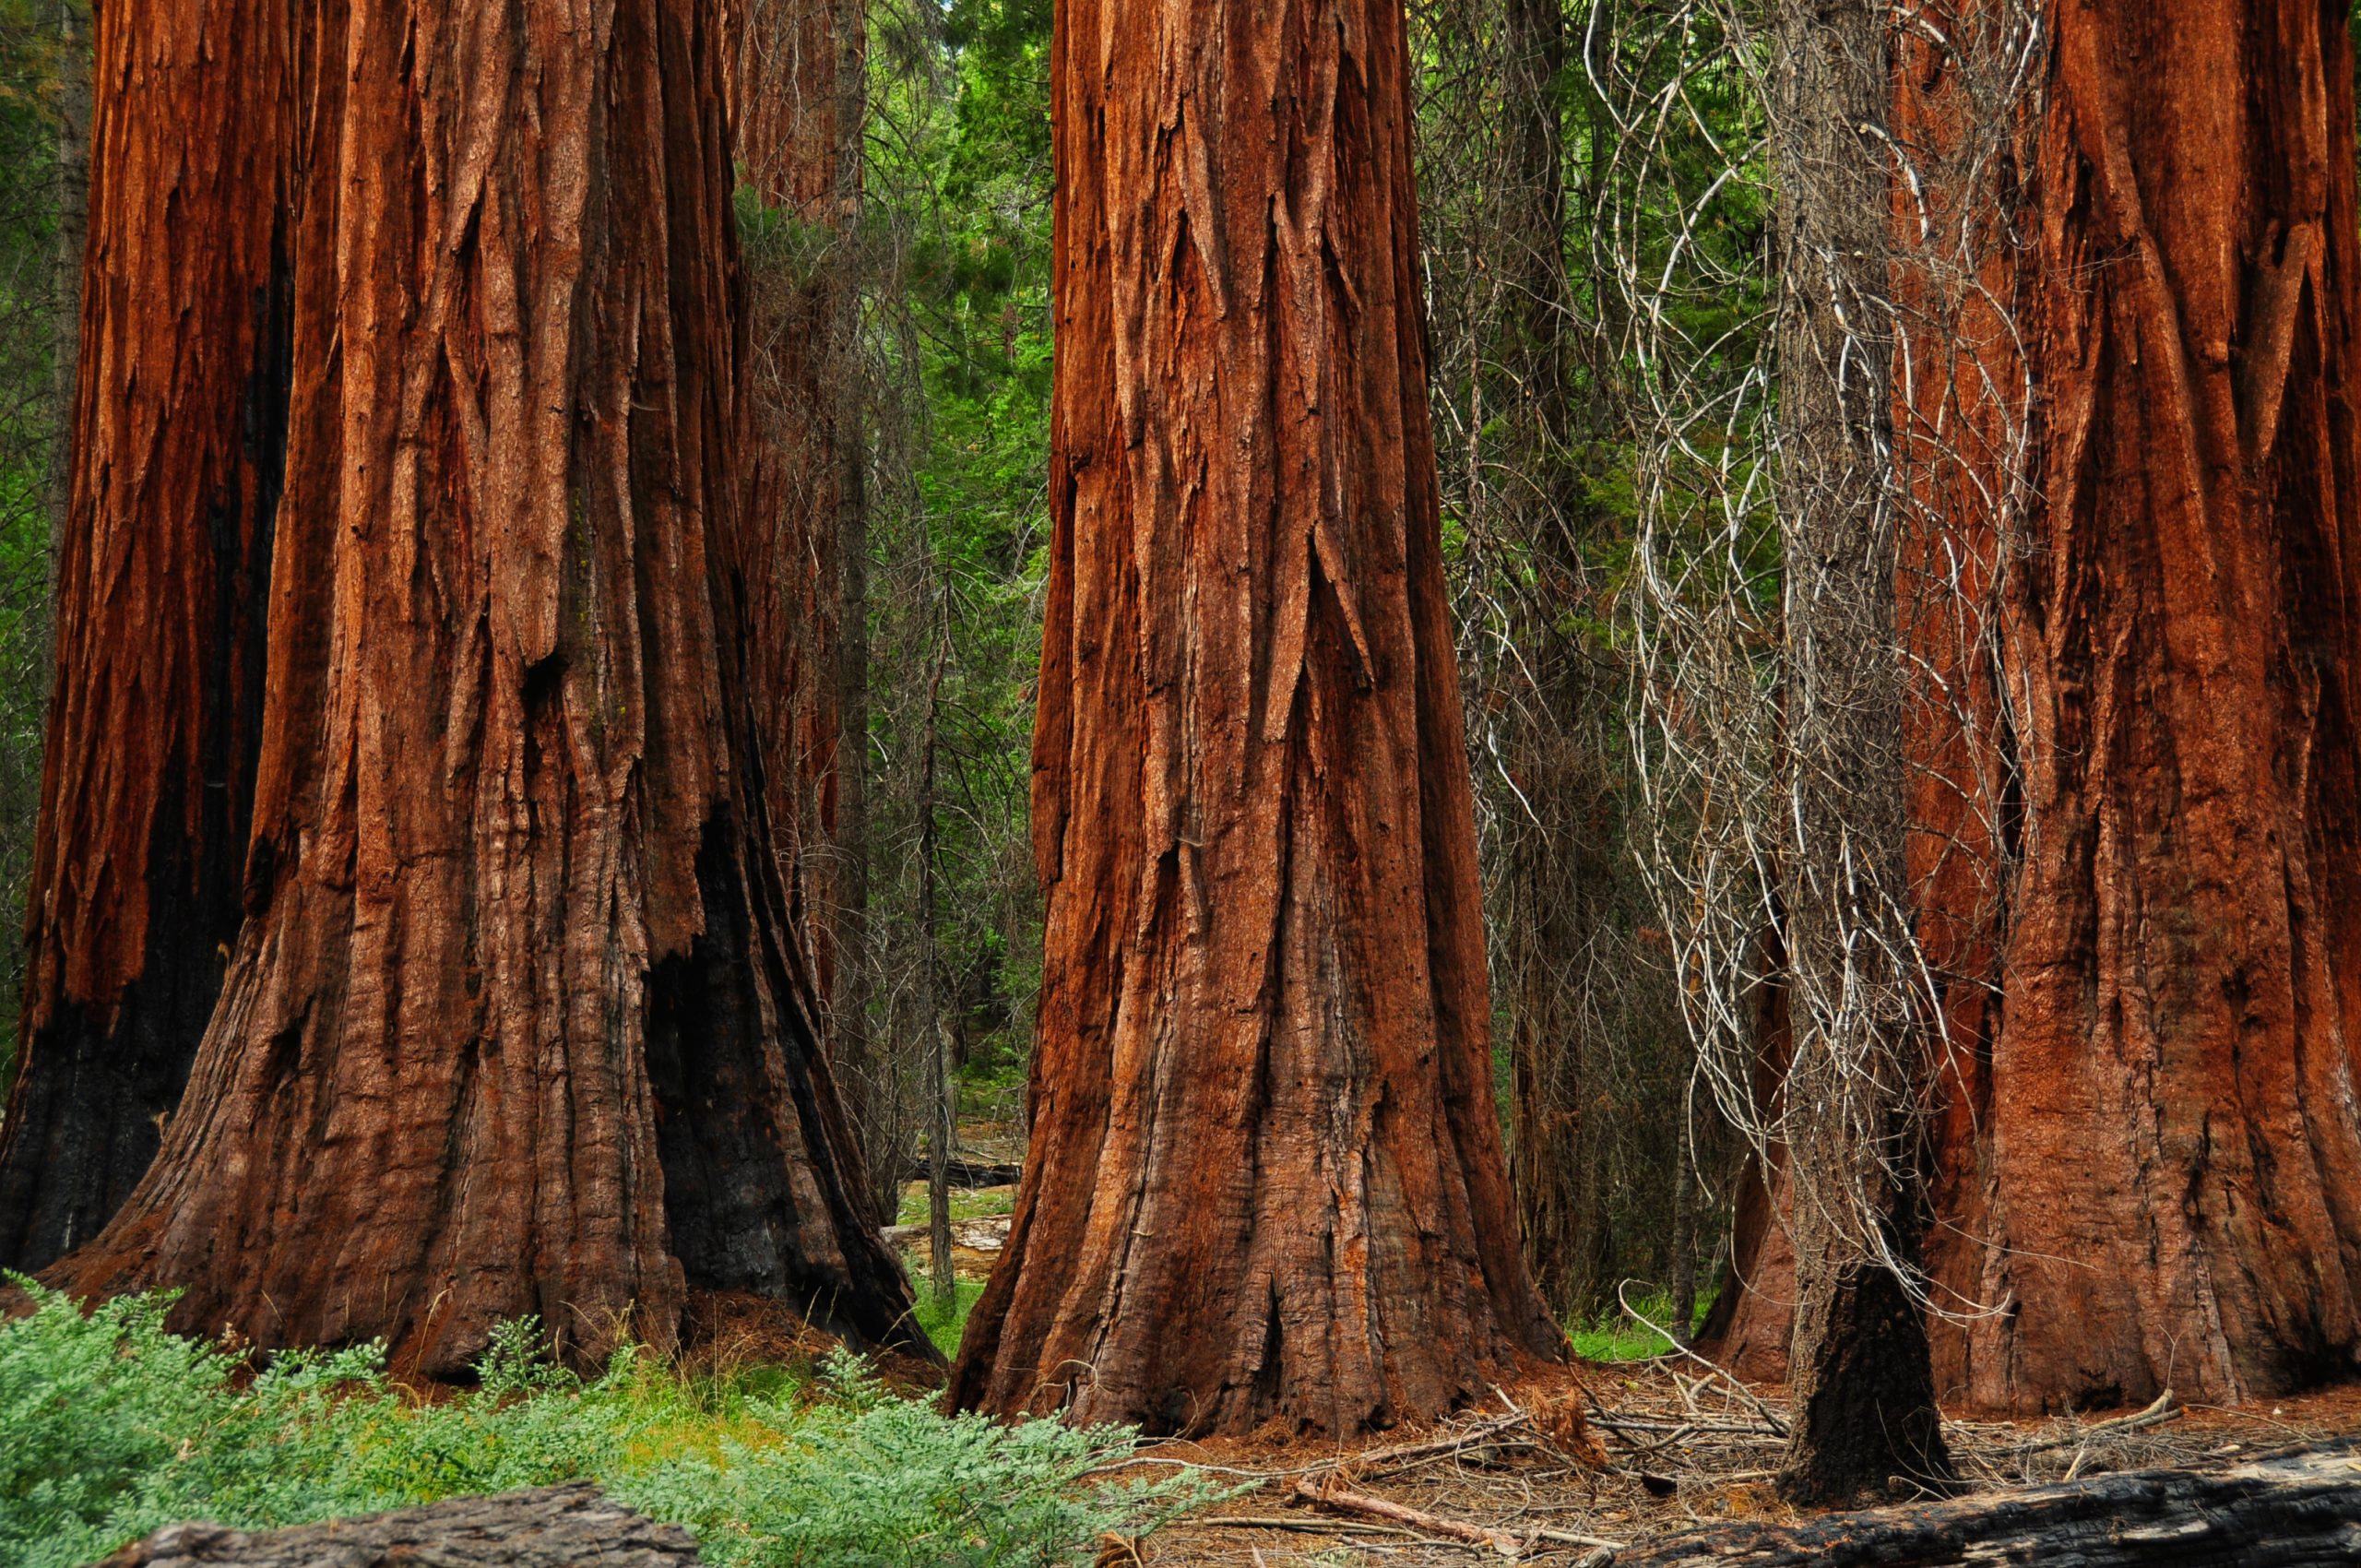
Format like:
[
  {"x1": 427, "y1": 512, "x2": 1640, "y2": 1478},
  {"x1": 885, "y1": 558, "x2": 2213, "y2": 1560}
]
[
  {"x1": 643, "y1": 814, "x2": 919, "y2": 1354},
  {"x1": 1779, "y1": 1133, "x2": 1952, "y2": 1505},
  {"x1": 1622, "y1": 1442, "x2": 2361, "y2": 1568},
  {"x1": 0, "y1": 1, "x2": 293, "y2": 1271}
]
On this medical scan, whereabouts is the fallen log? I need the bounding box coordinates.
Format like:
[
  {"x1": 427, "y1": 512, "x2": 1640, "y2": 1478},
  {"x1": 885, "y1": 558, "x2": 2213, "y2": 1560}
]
[
  {"x1": 88, "y1": 1482, "x2": 700, "y2": 1568},
  {"x1": 1619, "y1": 1439, "x2": 2361, "y2": 1566},
  {"x1": 899, "y1": 1155, "x2": 1023, "y2": 1188}
]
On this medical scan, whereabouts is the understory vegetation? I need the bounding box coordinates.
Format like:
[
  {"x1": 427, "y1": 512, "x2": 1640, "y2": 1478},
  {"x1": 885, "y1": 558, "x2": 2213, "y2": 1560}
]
[{"x1": 0, "y1": 1283, "x2": 1211, "y2": 1568}]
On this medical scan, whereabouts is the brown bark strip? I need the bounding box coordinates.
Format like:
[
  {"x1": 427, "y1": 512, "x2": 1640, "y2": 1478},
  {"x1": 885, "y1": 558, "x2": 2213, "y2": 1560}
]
[
  {"x1": 0, "y1": 0, "x2": 295, "y2": 1271},
  {"x1": 47, "y1": 0, "x2": 919, "y2": 1374},
  {"x1": 723, "y1": 0, "x2": 873, "y2": 1170},
  {"x1": 947, "y1": 0, "x2": 1565, "y2": 1437}
]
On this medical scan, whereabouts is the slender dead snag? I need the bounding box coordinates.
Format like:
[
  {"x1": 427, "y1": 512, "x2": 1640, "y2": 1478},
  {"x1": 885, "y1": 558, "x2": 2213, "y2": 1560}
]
[{"x1": 1765, "y1": 0, "x2": 1952, "y2": 1505}]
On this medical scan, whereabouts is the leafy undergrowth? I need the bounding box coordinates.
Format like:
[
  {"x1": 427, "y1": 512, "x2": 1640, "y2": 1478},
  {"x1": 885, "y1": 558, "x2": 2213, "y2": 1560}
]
[{"x1": 0, "y1": 1280, "x2": 1211, "y2": 1568}]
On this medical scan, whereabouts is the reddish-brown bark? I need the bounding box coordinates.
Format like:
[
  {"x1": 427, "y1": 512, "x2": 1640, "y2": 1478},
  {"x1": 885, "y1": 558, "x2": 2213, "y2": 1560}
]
[
  {"x1": 0, "y1": 2, "x2": 294, "y2": 1271},
  {"x1": 47, "y1": 0, "x2": 920, "y2": 1374},
  {"x1": 945, "y1": 0, "x2": 1565, "y2": 1436},
  {"x1": 1711, "y1": 0, "x2": 2361, "y2": 1415}
]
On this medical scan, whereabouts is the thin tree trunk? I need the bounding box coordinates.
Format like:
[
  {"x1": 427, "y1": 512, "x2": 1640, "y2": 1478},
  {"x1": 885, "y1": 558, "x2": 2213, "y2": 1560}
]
[
  {"x1": 1769, "y1": 0, "x2": 1952, "y2": 1507},
  {"x1": 46, "y1": 0, "x2": 923, "y2": 1375},
  {"x1": 1494, "y1": 0, "x2": 1615, "y2": 1324},
  {"x1": 947, "y1": 0, "x2": 1567, "y2": 1437},
  {"x1": 1668, "y1": 1127, "x2": 1697, "y2": 1348},
  {"x1": 0, "y1": 0, "x2": 292, "y2": 1272},
  {"x1": 918, "y1": 609, "x2": 954, "y2": 1307}
]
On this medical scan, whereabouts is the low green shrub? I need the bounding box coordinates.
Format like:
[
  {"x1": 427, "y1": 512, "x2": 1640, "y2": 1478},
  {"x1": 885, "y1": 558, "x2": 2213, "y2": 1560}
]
[{"x1": 0, "y1": 1279, "x2": 1208, "y2": 1568}]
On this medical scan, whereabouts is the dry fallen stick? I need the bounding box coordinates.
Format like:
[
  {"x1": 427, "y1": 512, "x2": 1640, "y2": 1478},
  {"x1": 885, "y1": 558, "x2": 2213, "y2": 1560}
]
[
  {"x1": 1308, "y1": 1412, "x2": 1536, "y2": 1478},
  {"x1": 1589, "y1": 1417, "x2": 1786, "y2": 1437},
  {"x1": 1294, "y1": 1474, "x2": 1627, "y2": 1558},
  {"x1": 2001, "y1": 1389, "x2": 2180, "y2": 1458},
  {"x1": 1204, "y1": 1515, "x2": 1425, "y2": 1538},
  {"x1": 1612, "y1": 1281, "x2": 1789, "y2": 1437}
]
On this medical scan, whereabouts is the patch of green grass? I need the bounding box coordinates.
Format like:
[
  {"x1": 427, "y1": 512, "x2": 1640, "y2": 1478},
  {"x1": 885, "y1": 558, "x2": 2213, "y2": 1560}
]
[
  {"x1": 912, "y1": 1278, "x2": 989, "y2": 1358},
  {"x1": 0, "y1": 1278, "x2": 1212, "y2": 1568},
  {"x1": 1567, "y1": 1289, "x2": 1717, "y2": 1364},
  {"x1": 896, "y1": 1182, "x2": 1016, "y2": 1228},
  {"x1": 1570, "y1": 1316, "x2": 1678, "y2": 1362}
]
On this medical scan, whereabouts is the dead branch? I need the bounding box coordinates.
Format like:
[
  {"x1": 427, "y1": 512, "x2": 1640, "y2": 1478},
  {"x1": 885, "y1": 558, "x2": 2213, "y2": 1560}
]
[{"x1": 1295, "y1": 1474, "x2": 1628, "y2": 1557}]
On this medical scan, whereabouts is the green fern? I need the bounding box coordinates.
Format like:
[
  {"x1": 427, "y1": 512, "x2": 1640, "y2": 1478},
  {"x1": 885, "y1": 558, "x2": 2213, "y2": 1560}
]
[{"x1": 0, "y1": 1278, "x2": 1212, "y2": 1568}]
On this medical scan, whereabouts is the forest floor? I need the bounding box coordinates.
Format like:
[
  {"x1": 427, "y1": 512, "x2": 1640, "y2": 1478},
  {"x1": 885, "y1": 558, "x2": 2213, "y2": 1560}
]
[
  {"x1": 889, "y1": 1104, "x2": 2361, "y2": 1563},
  {"x1": 1101, "y1": 1363, "x2": 2361, "y2": 1565}
]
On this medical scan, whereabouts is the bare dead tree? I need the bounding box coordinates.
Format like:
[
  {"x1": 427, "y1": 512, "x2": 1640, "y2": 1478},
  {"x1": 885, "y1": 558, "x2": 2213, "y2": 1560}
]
[{"x1": 1613, "y1": 0, "x2": 2043, "y2": 1503}]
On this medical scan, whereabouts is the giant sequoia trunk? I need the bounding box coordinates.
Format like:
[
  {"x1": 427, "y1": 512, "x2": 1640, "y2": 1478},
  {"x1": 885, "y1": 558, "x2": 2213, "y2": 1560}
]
[
  {"x1": 1921, "y1": 0, "x2": 2361, "y2": 1414},
  {"x1": 47, "y1": 0, "x2": 919, "y2": 1374},
  {"x1": 945, "y1": 0, "x2": 1565, "y2": 1437},
  {"x1": 1712, "y1": 0, "x2": 2361, "y2": 1418},
  {"x1": 0, "y1": 1, "x2": 291, "y2": 1271}
]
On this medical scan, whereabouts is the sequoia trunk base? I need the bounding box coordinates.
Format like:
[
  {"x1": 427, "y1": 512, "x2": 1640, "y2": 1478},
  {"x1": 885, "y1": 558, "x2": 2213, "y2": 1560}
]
[{"x1": 44, "y1": 0, "x2": 919, "y2": 1375}]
